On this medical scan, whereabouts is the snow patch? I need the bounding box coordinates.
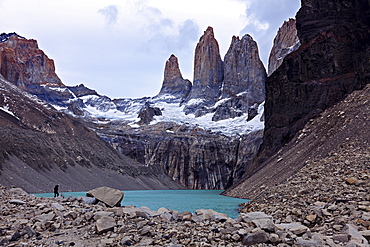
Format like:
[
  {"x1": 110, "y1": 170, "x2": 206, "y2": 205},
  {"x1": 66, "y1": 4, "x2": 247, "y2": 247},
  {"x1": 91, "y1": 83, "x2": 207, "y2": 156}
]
[
  {"x1": 0, "y1": 105, "x2": 19, "y2": 120},
  {"x1": 186, "y1": 98, "x2": 204, "y2": 106}
]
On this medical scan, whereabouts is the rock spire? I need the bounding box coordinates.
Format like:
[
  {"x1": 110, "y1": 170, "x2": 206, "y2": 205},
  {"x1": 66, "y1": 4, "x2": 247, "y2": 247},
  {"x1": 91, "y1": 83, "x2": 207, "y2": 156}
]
[
  {"x1": 157, "y1": 54, "x2": 192, "y2": 100},
  {"x1": 212, "y1": 34, "x2": 266, "y2": 121},
  {"x1": 184, "y1": 27, "x2": 224, "y2": 116}
]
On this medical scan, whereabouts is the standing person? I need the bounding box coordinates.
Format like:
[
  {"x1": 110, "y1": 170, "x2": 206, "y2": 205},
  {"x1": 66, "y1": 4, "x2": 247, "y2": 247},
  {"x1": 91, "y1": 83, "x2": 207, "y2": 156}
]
[{"x1": 54, "y1": 185, "x2": 59, "y2": 197}]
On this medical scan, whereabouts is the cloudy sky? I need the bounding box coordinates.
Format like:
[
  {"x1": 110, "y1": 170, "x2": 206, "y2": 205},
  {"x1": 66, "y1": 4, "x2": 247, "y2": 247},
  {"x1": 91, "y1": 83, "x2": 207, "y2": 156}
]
[{"x1": 0, "y1": 0, "x2": 300, "y2": 99}]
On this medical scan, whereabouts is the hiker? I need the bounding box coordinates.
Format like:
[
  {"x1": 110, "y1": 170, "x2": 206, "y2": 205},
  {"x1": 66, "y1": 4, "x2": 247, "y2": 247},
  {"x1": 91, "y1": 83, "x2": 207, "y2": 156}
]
[{"x1": 54, "y1": 185, "x2": 59, "y2": 197}]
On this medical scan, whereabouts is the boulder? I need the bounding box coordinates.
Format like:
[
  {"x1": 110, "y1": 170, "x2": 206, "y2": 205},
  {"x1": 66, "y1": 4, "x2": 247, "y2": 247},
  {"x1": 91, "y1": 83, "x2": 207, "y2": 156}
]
[
  {"x1": 9, "y1": 199, "x2": 26, "y2": 205},
  {"x1": 138, "y1": 104, "x2": 162, "y2": 124},
  {"x1": 95, "y1": 216, "x2": 116, "y2": 234},
  {"x1": 8, "y1": 188, "x2": 28, "y2": 196},
  {"x1": 359, "y1": 230, "x2": 370, "y2": 241},
  {"x1": 242, "y1": 230, "x2": 269, "y2": 245},
  {"x1": 290, "y1": 224, "x2": 309, "y2": 235},
  {"x1": 86, "y1": 186, "x2": 124, "y2": 207},
  {"x1": 240, "y1": 211, "x2": 273, "y2": 222},
  {"x1": 344, "y1": 224, "x2": 369, "y2": 245},
  {"x1": 34, "y1": 212, "x2": 55, "y2": 223},
  {"x1": 50, "y1": 203, "x2": 65, "y2": 211}
]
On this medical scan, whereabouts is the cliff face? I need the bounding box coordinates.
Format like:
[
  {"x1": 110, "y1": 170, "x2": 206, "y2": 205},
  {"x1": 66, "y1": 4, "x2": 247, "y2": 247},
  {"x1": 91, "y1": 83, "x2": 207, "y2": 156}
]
[
  {"x1": 267, "y1": 18, "x2": 300, "y2": 76},
  {"x1": 157, "y1": 54, "x2": 192, "y2": 101},
  {"x1": 257, "y1": 0, "x2": 370, "y2": 164},
  {"x1": 183, "y1": 27, "x2": 224, "y2": 116},
  {"x1": 0, "y1": 33, "x2": 75, "y2": 104},
  {"x1": 99, "y1": 123, "x2": 263, "y2": 190},
  {"x1": 224, "y1": 0, "x2": 370, "y2": 197},
  {"x1": 0, "y1": 33, "x2": 63, "y2": 88}
]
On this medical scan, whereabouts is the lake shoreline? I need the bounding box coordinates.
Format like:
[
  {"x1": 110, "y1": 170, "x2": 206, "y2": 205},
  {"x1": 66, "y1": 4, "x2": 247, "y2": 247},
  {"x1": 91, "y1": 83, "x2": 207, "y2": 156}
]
[{"x1": 33, "y1": 189, "x2": 248, "y2": 219}]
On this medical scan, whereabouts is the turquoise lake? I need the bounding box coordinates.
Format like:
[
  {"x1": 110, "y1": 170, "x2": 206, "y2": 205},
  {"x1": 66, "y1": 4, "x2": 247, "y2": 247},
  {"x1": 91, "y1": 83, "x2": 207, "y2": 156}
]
[{"x1": 34, "y1": 190, "x2": 249, "y2": 219}]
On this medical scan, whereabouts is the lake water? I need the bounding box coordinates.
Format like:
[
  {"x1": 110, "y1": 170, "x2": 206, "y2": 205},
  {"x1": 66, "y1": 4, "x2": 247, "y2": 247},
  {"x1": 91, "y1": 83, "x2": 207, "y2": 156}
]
[{"x1": 34, "y1": 190, "x2": 249, "y2": 219}]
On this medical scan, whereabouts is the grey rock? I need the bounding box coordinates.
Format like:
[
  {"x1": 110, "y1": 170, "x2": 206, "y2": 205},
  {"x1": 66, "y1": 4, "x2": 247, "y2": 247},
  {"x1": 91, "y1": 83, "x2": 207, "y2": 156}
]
[
  {"x1": 139, "y1": 226, "x2": 151, "y2": 236},
  {"x1": 344, "y1": 224, "x2": 369, "y2": 245},
  {"x1": 138, "y1": 104, "x2": 162, "y2": 125},
  {"x1": 9, "y1": 199, "x2": 26, "y2": 205},
  {"x1": 240, "y1": 211, "x2": 273, "y2": 223},
  {"x1": 86, "y1": 186, "x2": 124, "y2": 207},
  {"x1": 120, "y1": 236, "x2": 133, "y2": 246},
  {"x1": 332, "y1": 234, "x2": 349, "y2": 243},
  {"x1": 94, "y1": 211, "x2": 114, "y2": 220},
  {"x1": 50, "y1": 203, "x2": 64, "y2": 210},
  {"x1": 295, "y1": 237, "x2": 322, "y2": 247},
  {"x1": 79, "y1": 196, "x2": 97, "y2": 204},
  {"x1": 95, "y1": 216, "x2": 116, "y2": 234},
  {"x1": 139, "y1": 206, "x2": 160, "y2": 217},
  {"x1": 8, "y1": 188, "x2": 28, "y2": 196},
  {"x1": 178, "y1": 211, "x2": 193, "y2": 221},
  {"x1": 34, "y1": 212, "x2": 55, "y2": 223},
  {"x1": 242, "y1": 230, "x2": 269, "y2": 245},
  {"x1": 21, "y1": 225, "x2": 36, "y2": 238},
  {"x1": 64, "y1": 211, "x2": 78, "y2": 220},
  {"x1": 359, "y1": 230, "x2": 370, "y2": 241},
  {"x1": 252, "y1": 218, "x2": 276, "y2": 232},
  {"x1": 135, "y1": 210, "x2": 149, "y2": 219},
  {"x1": 269, "y1": 233, "x2": 280, "y2": 243},
  {"x1": 290, "y1": 225, "x2": 309, "y2": 235}
]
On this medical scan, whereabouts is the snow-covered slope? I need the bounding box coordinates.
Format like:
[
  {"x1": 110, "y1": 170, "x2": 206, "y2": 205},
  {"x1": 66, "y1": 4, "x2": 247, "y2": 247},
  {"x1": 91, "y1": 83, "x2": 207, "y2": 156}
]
[{"x1": 51, "y1": 89, "x2": 264, "y2": 137}]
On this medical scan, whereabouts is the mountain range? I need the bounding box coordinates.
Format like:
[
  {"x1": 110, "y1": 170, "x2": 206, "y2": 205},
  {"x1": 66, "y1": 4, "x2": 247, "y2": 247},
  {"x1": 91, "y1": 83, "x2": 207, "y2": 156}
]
[{"x1": 0, "y1": 0, "x2": 369, "y2": 195}]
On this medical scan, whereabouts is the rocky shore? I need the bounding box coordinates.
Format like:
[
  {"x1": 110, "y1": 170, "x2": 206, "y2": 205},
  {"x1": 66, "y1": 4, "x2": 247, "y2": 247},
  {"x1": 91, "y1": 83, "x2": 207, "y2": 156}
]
[{"x1": 1, "y1": 181, "x2": 369, "y2": 246}]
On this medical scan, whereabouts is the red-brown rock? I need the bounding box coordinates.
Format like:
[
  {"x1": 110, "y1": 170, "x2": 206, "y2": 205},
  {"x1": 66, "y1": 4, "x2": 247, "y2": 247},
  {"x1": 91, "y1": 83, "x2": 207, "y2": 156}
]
[
  {"x1": 157, "y1": 54, "x2": 191, "y2": 100},
  {"x1": 0, "y1": 33, "x2": 63, "y2": 88},
  {"x1": 184, "y1": 27, "x2": 224, "y2": 115}
]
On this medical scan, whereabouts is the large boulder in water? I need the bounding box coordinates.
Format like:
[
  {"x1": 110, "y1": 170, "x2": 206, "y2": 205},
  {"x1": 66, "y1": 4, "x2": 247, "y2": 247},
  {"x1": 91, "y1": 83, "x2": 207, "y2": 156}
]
[{"x1": 86, "y1": 186, "x2": 124, "y2": 207}]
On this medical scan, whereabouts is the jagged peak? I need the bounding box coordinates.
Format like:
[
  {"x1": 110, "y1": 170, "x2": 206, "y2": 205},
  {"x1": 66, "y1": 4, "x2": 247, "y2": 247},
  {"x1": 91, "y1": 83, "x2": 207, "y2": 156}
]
[
  {"x1": 204, "y1": 26, "x2": 214, "y2": 36},
  {"x1": 164, "y1": 54, "x2": 183, "y2": 80},
  {"x1": 231, "y1": 34, "x2": 255, "y2": 44},
  {"x1": 0, "y1": 32, "x2": 26, "y2": 43}
]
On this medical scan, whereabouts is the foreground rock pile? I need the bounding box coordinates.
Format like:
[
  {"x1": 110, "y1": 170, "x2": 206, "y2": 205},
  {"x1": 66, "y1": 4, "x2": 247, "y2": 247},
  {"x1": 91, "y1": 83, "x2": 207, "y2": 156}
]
[
  {"x1": 0, "y1": 183, "x2": 369, "y2": 246},
  {"x1": 240, "y1": 139, "x2": 370, "y2": 246}
]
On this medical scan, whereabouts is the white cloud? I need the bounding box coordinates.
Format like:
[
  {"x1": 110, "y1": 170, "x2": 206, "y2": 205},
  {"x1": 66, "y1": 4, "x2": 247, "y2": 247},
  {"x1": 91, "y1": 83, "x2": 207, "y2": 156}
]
[
  {"x1": 0, "y1": 0, "x2": 300, "y2": 99},
  {"x1": 98, "y1": 5, "x2": 119, "y2": 28}
]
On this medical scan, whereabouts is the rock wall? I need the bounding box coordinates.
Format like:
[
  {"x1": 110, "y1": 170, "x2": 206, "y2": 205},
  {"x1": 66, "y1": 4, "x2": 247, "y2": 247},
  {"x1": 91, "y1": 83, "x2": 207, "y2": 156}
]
[
  {"x1": 99, "y1": 124, "x2": 263, "y2": 190},
  {"x1": 253, "y1": 0, "x2": 370, "y2": 167}
]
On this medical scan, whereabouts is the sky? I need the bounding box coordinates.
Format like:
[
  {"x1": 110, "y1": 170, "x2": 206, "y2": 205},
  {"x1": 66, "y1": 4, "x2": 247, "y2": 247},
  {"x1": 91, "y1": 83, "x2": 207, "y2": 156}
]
[{"x1": 0, "y1": 0, "x2": 300, "y2": 99}]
